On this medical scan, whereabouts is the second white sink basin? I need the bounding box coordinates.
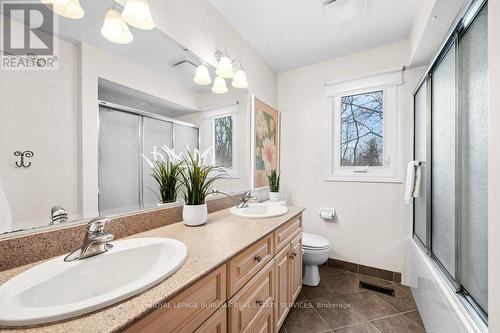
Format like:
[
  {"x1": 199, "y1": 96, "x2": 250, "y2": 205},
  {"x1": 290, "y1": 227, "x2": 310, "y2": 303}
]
[
  {"x1": 0, "y1": 237, "x2": 187, "y2": 326},
  {"x1": 230, "y1": 203, "x2": 289, "y2": 219}
]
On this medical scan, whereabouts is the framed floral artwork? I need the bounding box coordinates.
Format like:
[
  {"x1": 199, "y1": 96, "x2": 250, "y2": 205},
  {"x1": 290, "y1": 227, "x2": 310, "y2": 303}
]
[{"x1": 251, "y1": 96, "x2": 280, "y2": 189}]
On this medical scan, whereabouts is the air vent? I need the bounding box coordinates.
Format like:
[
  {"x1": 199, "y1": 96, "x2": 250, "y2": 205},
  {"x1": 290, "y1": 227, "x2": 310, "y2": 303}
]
[
  {"x1": 323, "y1": 0, "x2": 367, "y2": 26},
  {"x1": 170, "y1": 59, "x2": 199, "y2": 77}
]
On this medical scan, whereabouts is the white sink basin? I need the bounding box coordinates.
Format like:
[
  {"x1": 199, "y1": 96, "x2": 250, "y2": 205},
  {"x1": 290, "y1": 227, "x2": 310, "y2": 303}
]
[
  {"x1": 0, "y1": 237, "x2": 187, "y2": 326},
  {"x1": 230, "y1": 203, "x2": 289, "y2": 219}
]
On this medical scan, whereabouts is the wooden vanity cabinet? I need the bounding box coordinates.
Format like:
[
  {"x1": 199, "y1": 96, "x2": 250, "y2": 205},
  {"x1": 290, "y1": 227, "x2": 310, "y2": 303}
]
[
  {"x1": 125, "y1": 214, "x2": 302, "y2": 333},
  {"x1": 289, "y1": 233, "x2": 303, "y2": 302}
]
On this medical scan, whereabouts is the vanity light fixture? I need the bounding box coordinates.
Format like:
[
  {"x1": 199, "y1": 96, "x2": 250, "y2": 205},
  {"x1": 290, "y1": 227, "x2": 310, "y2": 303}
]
[
  {"x1": 193, "y1": 64, "x2": 212, "y2": 85},
  {"x1": 40, "y1": 0, "x2": 84, "y2": 19},
  {"x1": 232, "y1": 66, "x2": 248, "y2": 89},
  {"x1": 121, "y1": 0, "x2": 155, "y2": 30},
  {"x1": 101, "y1": 9, "x2": 134, "y2": 44},
  {"x1": 215, "y1": 48, "x2": 234, "y2": 79},
  {"x1": 212, "y1": 76, "x2": 228, "y2": 94}
]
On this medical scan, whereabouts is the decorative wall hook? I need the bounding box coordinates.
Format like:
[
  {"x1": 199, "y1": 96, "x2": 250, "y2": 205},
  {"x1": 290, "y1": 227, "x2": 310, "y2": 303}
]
[{"x1": 14, "y1": 151, "x2": 34, "y2": 168}]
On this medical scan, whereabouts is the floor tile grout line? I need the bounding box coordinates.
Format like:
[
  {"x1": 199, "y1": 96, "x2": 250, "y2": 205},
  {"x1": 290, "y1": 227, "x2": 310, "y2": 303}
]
[
  {"x1": 367, "y1": 308, "x2": 425, "y2": 331},
  {"x1": 400, "y1": 310, "x2": 426, "y2": 330},
  {"x1": 367, "y1": 321, "x2": 384, "y2": 333},
  {"x1": 290, "y1": 297, "x2": 333, "y2": 332},
  {"x1": 310, "y1": 300, "x2": 335, "y2": 332},
  {"x1": 367, "y1": 288, "x2": 415, "y2": 315},
  {"x1": 366, "y1": 312, "x2": 405, "y2": 323}
]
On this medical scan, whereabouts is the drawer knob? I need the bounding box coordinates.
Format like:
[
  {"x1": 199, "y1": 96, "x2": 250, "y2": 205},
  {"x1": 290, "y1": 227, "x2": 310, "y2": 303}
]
[
  {"x1": 289, "y1": 252, "x2": 297, "y2": 259},
  {"x1": 254, "y1": 255, "x2": 262, "y2": 262},
  {"x1": 256, "y1": 300, "x2": 264, "y2": 306}
]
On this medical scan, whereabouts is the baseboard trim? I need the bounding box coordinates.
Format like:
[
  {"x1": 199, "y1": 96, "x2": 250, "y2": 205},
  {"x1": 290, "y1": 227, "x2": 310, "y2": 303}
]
[{"x1": 326, "y1": 258, "x2": 402, "y2": 283}]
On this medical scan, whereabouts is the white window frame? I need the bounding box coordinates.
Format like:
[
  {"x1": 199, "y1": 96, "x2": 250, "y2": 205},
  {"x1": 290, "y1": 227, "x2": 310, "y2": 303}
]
[
  {"x1": 203, "y1": 105, "x2": 240, "y2": 178},
  {"x1": 326, "y1": 67, "x2": 403, "y2": 183}
]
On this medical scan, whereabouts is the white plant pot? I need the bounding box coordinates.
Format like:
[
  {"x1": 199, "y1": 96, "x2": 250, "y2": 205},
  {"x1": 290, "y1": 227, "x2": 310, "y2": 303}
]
[
  {"x1": 269, "y1": 191, "x2": 281, "y2": 202},
  {"x1": 183, "y1": 203, "x2": 208, "y2": 226}
]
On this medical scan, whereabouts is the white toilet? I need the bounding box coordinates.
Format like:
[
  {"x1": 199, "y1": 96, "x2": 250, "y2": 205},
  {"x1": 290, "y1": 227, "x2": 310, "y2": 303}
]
[{"x1": 302, "y1": 232, "x2": 330, "y2": 286}]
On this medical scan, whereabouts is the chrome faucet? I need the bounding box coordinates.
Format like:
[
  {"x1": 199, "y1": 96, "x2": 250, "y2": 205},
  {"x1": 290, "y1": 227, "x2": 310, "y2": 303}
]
[
  {"x1": 50, "y1": 206, "x2": 68, "y2": 225},
  {"x1": 64, "y1": 217, "x2": 114, "y2": 262},
  {"x1": 236, "y1": 191, "x2": 257, "y2": 208}
]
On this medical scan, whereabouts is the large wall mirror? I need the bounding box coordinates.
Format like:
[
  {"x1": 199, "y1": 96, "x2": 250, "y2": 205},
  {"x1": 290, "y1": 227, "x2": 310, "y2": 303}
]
[{"x1": 0, "y1": 0, "x2": 251, "y2": 236}]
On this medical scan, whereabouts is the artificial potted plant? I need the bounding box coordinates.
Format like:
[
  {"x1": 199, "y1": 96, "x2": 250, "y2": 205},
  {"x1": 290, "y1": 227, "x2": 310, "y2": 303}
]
[
  {"x1": 267, "y1": 169, "x2": 281, "y2": 202},
  {"x1": 142, "y1": 146, "x2": 183, "y2": 205},
  {"x1": 179, "y1": 147, "x2": 224, "y2": 226}
]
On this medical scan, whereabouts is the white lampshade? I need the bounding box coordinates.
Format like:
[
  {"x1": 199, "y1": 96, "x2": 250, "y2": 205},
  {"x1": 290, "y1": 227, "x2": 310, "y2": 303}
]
[
  {"x1": 101, "y1": 9, "x2": 134, "y2": 44},
  {"x1": 121, "y1": 0, "x2": 155, "y2": 30},
  {"x1": 212, "y1": 76, "x2": 228, "y2": 94},
  {"x1": 193, "y1": 65, "x2": 212, "y2": 85},
  {"x1": 232, "y1": 69, "x2": 248, "y2": 89},
  {"x1": 41, "y1": 0, "x2": 84, "y2": 19},
  {"x1": 215, "y1": 56, "x2": 234, "y2": 79}
]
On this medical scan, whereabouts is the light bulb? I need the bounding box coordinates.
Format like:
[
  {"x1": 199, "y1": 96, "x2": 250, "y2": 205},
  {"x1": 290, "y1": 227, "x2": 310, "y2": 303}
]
[
  {"x1": 121, "y1": 0, "x2": 155, "y2": 30},
  {"x1": 212, "y1": 76, "x2": 228, "y2": 94},
  {"x1": 232, "y1": 69, "x2": 248, "y2": 89},
  {"x1": 41, "y1": 0, "x2": 84, "y2": 19},
  {"x1": 193, "y1": 65, "x2": 212, "y2": 85},
  {"x1": 101, "y1": 9, "x2": 133, "y2": 44},
  {"x1": 215, "y1": 56, "x2": 234, "y2": 79}
]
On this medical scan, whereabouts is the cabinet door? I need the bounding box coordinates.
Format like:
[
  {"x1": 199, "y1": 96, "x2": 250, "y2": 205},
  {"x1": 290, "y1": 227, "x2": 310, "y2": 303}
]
[
  {"x1": 195, "y1": 306, "x2": 227, "y2": 333},
  {"x1": 125, "y1": 265, "x2": 226, "y2": 333},
  {"x1": 290, "y1": 234, "x2": 302, "y2": 302},
  {"x1": 228, "y1": 260, "x2": 274, "y2": 333},
  {"x1": 274, "y1": 244, "x2": 291, "y2": 332},
  {"x1": 248, "y1": 306, "x2": 273, "y2": 333}
]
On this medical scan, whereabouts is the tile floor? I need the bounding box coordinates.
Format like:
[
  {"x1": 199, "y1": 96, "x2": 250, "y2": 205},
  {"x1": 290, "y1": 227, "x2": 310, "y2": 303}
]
[{"x1": 281, "y1": 266, "x2": 425, "y2": 333}]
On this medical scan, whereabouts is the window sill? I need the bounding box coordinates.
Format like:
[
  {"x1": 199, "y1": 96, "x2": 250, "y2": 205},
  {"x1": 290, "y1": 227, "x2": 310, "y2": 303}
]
[{"x1": 325, "y1": 175, "x2": 402, "y2": 184}]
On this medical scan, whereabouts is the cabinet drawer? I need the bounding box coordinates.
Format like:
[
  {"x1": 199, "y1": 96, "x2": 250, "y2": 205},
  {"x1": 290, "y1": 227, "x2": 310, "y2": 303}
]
[
  {"x1": 274, "y1": 216, "x2": 301, "y2": 253},
  {"x1": 227, "y1": 234, "x2": 274, "y2": 297},
  {"x1": 125, "y1": 265, "x2": 226, "y2": 333},
  {"x1": 195, "y1": 306, "x2": 227, "y2": 333},
  {"x1": 247, "y1": 305, "x2": 273, "y2": 333},
  {"x1": 228, "y1": 260, "x2": 274, "y2": 333}
]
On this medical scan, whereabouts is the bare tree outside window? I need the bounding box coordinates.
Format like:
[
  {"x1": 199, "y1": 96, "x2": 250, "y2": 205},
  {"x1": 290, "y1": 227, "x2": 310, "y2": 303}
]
[
  {"x1": 214, "y1": 116, "x2": 233, "y2": 167},
  {"x1": 340, "y1": 90, "x2": 384, "y2": 166}
]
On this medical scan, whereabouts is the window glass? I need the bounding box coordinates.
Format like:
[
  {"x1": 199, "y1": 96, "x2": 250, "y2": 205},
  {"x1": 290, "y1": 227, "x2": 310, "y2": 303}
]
[
  {"x1": 214, "y1": 116, "x2": 233, "y2": 168},
  {"x1": 340, "y1": 91, "x2": 384, "y2": 166}
]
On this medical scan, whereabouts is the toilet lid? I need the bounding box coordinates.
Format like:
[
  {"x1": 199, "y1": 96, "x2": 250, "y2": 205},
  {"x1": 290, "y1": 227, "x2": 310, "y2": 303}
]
[{"x1": 302, "y1": 232, "x2": 329, "y2": 249}]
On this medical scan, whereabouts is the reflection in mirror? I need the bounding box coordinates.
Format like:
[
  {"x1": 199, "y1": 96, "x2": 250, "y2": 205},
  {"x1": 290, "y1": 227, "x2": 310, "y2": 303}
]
[{"x1": 0, "y1": 1, "x2": 250, "y2": 236}]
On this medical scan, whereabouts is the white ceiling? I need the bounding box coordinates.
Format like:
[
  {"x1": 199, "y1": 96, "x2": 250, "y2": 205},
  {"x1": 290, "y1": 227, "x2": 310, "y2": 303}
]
[{"x1": 208, "y1": 0, "x2": 419, "y2": 72}]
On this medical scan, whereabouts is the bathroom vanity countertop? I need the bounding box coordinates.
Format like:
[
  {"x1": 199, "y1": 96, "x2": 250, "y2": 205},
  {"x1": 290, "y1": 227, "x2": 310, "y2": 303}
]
[{"x1": 0, "y1": 206, "x2": 305, "y2": 333}]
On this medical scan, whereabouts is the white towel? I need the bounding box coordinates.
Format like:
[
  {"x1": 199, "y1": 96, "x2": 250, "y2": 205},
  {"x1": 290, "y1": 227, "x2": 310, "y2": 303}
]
[
  {"x1": 404, "y1": 161, "x2": 416, "y2": 205},
  {"x1": 0, "y1": 179, "x2": 13, "y2": 233},
  {"x1": 412, "y1": 166, "x2": 422, "y2": 198}
]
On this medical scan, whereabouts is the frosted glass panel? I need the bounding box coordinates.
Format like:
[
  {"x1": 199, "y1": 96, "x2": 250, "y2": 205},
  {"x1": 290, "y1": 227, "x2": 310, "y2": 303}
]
[
  {"x1": 142, "y1": 118, "x2": 173, "y2": 206},
  {"x1": 174, "y1": 124, "x2": 199, "y2": 155},
  {"x1": 457, "y1": 4, "x2": 488, "y2": 313},
  {"x1": 414, "y1": 82, "x2": 427, "y2": 246},
  {"x1": 98, "y1": 107, "x2": 140, "y2": 213},
  {"x1": 431, "y1": 45, "x2": 456, "y2": 278}
]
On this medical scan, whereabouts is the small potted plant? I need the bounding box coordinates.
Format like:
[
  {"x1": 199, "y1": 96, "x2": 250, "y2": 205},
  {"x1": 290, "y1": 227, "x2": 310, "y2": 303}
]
[
  {"x1": 142, "y1": 146, "x2": 183, "y2": 205},
  {"x1": 179, "y1": 147, "x2": 224, "y2": 226},
  {"x1": 267, "y1": 169, "x2": 281, "y2": 202}
]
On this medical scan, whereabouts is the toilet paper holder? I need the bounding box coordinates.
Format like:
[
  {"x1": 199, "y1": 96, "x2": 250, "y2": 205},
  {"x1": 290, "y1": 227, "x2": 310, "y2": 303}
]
[{"x1": 319, "y1": 208, "x2": 335, "y2": 220}]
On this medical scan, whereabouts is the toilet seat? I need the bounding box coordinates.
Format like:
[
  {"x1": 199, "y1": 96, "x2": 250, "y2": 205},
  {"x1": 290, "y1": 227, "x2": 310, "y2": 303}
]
[
  {"x1": 302, "y1": 232, "x2": 329, "y2": 250},
  {"x1": 303, "y1": 245, "x2": 330, "y2": 251}
]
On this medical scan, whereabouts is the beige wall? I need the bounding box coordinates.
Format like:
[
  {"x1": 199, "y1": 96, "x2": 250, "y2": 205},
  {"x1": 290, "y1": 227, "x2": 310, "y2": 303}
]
[
  {"x1": 277, "y1": 41, "x2": 423, "y2": 272},
  {"x1": 488, "y1": 0, "x2": 499, "y2": 330}
]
